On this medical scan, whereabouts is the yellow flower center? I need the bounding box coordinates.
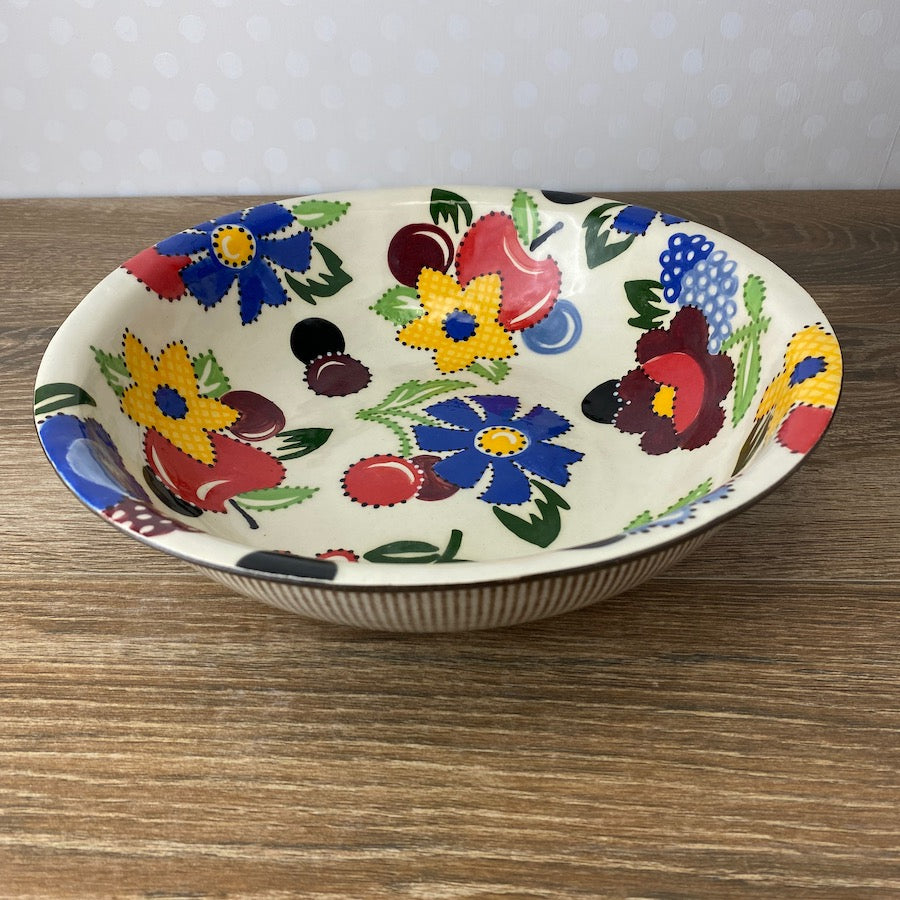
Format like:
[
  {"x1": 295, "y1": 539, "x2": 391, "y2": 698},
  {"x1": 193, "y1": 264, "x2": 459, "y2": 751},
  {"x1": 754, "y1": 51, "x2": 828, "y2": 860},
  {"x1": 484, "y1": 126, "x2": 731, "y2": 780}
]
[
  {"x1": 211, "y1": 224, "x2": 256, "y2": 268},
  {"x1": 652, "y1": 383, "x2": 676, "y2": 418},
  {"x1": 476, "y1": 426, "x2": 529, "y2": 457}
]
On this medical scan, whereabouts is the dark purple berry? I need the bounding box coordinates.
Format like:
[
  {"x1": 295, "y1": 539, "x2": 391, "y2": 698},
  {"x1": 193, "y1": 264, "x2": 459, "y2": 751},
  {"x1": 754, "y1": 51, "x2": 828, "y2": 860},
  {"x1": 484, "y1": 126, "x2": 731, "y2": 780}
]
[
  {"x1": 412, "y1": 454, "x2": 460, "y2": 501},
  {"x1": 305, "y1": 353, "x2": 371, "y2": 396},
  {"x1": 222, "y1": 390, "x2": 286, "y2": 442},
  {"x1": 387, "y1": 224, "x2": 454, "y2": 287}
]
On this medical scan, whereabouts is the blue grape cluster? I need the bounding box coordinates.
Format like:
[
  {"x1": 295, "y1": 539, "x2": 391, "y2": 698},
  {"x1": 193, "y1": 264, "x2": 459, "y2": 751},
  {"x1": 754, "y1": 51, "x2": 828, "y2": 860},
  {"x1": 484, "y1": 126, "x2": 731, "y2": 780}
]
[{"x1": 659, "y1": 233, "x2": 740, "y2": 352}]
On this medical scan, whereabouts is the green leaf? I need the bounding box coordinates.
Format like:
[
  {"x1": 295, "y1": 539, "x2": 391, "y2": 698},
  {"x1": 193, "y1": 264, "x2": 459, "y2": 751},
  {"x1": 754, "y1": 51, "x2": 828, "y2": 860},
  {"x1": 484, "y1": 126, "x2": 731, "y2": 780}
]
[
  {"x1": 284, "y1": 241, "x2": 351, "y2": 304},
  {"x1": 624, "y1": 478, "x2": 714, "y2": 530},
  {"x1": 586, "y1": 228, "x2": 636, "y2": 268},
  {"x1": 233, "y1": 485, "x2": 318, "y2": 512},
  {"x1": 623, "y1": 510, "x2": 654, "y2": 531},
  {"x1": 92, "y1": 347, "x2": 131, "y2": 397},
  {"x1": 430, "y1": 188, "x2": 473, "y2": 232},
  {"x1": 368, "y1": 378, "x2": 474, "y2": 415},
  {"x1": 192, "y1": 350, "x2": 231, "y2": 398},
  {"x1": 467, "y1": 359, "x2": 511, "y2": 384},
  {"x1": 291, "y1": 199, "x2": 350, "y2": 229},
  {"x1": 720, "y1": 317, "x2": 771, "y2": 352},
  {"x1": 371, "y1": 284, "x2": 423, "y2": 327},
  {"x1": 743, "y1": 274, "x2": 766, "y2": 320},
  {"x1": 34, "y1": 382, "x2": 96, "y2": 416},
  {"x1": 511, "y1": 189, "x2": 541, "y2": 246},
  {"x1": 662, "y1": 479, "x2": 713, "y2": 516},
  {"x1": 731, "y1": 336, "x2": 763, "y2": 426},
  {"x1": 724, "y1": 273, "x2": 770, "y2": 425},
  {"x1": 275, "y1": 427, "x2": 332, "y2": 460},
  {"x1": 582, "y1": 204, "x2": 634, "y2": 268},
  {"x1": 492, "y1": 481, "x2": 570, "y2": 548},
  {"x1": 356, "y1": 379, "x2": 474, "y2": 457},
  {"x1": 624, "y1": 280, "x2": 669, "y2": 330},
  {"x1": 363, "y1": 529, "x2": 465, "y2": 564}
]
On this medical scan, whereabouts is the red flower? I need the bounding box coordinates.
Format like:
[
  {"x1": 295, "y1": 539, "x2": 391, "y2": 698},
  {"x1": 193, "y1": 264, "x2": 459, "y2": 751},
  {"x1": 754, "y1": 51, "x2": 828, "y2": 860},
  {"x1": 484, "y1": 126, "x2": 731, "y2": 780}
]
[
  {"x1": 122, "y1": 246, "x2": 190, "y2": 300},
  {"x1": 615, "y1": 306, "x2": 734, "y2": 454},
  {"x1": 144, "y1": 428, "x2": 285, "y2": 512}
]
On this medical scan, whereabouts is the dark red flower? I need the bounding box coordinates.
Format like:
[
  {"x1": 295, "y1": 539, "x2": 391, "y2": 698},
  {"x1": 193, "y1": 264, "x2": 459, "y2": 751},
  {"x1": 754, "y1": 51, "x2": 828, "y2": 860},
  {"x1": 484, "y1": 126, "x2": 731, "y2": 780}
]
[
  {"x1": 144, "y1": 428, "x2": 285, "y2": 512},
  {"x1": 614, "y1": 306, "x2": 734, "y2": 454}
]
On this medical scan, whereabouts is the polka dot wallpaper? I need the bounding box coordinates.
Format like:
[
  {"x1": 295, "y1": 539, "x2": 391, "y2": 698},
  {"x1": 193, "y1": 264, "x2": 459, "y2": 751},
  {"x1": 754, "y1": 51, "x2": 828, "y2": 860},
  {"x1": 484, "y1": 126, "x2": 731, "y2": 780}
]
[{"x1": 1, "y1": 0, "x2": 897, "y2": 197}]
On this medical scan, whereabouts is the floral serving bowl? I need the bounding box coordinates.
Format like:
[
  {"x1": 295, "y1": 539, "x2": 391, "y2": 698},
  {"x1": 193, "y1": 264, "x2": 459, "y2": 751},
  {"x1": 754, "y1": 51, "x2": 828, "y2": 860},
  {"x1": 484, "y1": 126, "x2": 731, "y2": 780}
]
[{"x1": 34, "y1": 187, "x2": 841, "y2": 632}]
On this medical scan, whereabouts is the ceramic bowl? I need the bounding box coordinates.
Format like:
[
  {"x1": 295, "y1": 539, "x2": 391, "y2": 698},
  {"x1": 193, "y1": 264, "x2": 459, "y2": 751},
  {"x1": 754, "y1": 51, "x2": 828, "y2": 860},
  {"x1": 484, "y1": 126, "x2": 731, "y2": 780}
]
[{"x1": 34, "y1": 187, "x2": 841, "y2": 631}]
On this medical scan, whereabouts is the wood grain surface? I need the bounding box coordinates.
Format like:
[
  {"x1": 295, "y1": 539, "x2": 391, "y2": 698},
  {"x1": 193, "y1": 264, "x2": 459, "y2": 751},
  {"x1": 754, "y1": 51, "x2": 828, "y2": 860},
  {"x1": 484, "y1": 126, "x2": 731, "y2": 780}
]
[{"x1": 3, "y1": 191, "x2": 899, "y2": 898}]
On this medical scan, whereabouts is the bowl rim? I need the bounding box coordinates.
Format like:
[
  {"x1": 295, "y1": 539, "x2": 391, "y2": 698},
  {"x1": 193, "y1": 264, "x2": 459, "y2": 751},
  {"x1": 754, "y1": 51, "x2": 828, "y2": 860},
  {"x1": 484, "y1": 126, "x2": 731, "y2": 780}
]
[{"x1": 33, "y1": 185, "x2": 843, "y2": 592}]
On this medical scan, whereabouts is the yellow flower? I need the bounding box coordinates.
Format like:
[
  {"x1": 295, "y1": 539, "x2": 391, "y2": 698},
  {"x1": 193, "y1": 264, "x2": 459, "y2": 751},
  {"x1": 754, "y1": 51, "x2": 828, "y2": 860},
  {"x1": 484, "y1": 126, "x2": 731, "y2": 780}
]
[
  {"x1": 756, "y1": 324, "x2": 841, "y2": 437},
  {"x1": 397, "y1": 268, "x2": 516, "y2": 373},
  {"x1": 120, "y1": 332, "x2": 238, "y2": 464}
]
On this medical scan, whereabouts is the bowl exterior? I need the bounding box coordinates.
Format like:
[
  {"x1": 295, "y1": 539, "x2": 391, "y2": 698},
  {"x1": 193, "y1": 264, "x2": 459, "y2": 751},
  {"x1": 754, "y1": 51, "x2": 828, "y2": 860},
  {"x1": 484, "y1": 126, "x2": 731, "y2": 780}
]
[{"x1": 200, "y1": 530, "x2": 715, "y2": 632}]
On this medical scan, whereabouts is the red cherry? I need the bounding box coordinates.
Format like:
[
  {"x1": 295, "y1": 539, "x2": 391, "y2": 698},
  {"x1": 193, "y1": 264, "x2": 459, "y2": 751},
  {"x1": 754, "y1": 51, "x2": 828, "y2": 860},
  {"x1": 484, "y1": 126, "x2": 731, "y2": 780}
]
[
  {"x1": 221, "y1": 390, "x2": 286, "y2": 441},
  {"x1": 455, "y1": 212, "x2": 561, "y2": 331},
  {"x1": 342, "y1": 454, "x2": 423, "y2": 507},
  {"x1": 315, "y1": 548, "x2": 360, "y2": 562},
  {"x1": 387, "y1": 224, "x2": 454, "y2": 287},
  {"x1": 411, "y1": 454, "x2": 460, "y2": 501},
  {"x1": 144, "y1": 429, "x2": 285, "y2": 512}
]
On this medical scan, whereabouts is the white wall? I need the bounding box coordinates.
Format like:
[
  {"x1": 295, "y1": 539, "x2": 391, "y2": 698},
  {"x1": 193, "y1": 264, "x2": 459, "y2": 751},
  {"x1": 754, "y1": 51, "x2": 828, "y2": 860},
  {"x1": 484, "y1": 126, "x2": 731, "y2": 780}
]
[{"x1": 1, "y1": 0, "x2": 897, "y2": 197}]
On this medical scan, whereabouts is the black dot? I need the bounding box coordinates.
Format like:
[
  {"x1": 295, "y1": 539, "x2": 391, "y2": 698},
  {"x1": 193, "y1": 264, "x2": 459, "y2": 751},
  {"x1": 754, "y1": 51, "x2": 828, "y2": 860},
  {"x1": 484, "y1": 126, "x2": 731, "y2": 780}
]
[
  {"x1": 290, "y1": 317, "x2": 346, "y2": 363},
  {"x1": 582, "y1": 379, "x2": 622, "y2": 424}
]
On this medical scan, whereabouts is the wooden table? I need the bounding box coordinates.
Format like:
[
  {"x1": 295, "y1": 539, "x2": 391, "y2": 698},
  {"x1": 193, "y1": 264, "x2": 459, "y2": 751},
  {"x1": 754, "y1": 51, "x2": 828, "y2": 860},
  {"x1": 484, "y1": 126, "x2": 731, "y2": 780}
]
[{"x1": 3, "y1": 192, "x2": 898, "y2": 897}]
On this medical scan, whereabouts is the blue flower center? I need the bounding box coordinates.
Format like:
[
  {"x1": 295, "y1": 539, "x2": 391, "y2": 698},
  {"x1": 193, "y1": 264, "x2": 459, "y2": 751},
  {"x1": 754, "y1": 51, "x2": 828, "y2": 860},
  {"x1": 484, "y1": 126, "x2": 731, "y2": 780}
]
[
  {"x1": 789, "y1": 355, "x2": 827, "y2": 386},
  {"x1": 442, "y1": 308, "x2": 478, "y2": 342},
  {"x1": 154, "y1": 385, "x2": 189, "y2": 419}
]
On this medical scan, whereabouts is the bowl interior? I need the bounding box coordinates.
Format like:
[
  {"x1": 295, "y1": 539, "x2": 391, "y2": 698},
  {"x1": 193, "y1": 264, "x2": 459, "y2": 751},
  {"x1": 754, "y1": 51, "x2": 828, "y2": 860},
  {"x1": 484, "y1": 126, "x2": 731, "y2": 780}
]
[{"x1": 35, "y1": 187, "x2": 841, "y2": 581}]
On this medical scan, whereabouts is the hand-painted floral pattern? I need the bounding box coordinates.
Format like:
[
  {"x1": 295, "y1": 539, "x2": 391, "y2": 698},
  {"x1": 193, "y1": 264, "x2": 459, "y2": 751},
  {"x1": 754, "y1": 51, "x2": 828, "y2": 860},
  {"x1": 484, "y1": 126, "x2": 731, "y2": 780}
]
[
  {"x1": 625, "y1": 479, "x2": 733, "y2": 532},
  {"x1": 37, "y1": 189, "x2": 840, "y2": 571},
  {"x1": 396, "y1": 269, "x2": 515, "y2": 373},
  {"x1": 37, "y1": 414, "x2": 180, "y2": 537},
  {"x1": 375, "y1": 191, "x2": 573, "y2": 383},
  {"x1": 613, "y1": 306, "x2": 735, "y2": 454},
  {"x1": 754, "y1": 324, "x2": 841, "y2": 454},
  {"x1": 659, "y1": 232, "x2": 740, "y2": 352},
  {"x1": 145, "y1": 427, "x2": 286, "y2": 514},
  {"x1": 123, "y1": 245, "x2": 191, "y2": 300},
  {"x1": 612, "y1": 205, "x2": 687, "y2": 235},
  {"x1": 455, "y1": 212, "x2": 562, "y2": 331},
  {"x1": 153, "y1": 202, "x2": 313, "y2": 324},
  {"x1": 92, "y1": 331, "x2": 325, "y2": 525},
  {"x1": 119, "y1": 332, "x2": 238, "y2": 465},
  {"x1": 412, "y1": 395, "x2": 583, "y2": 505}
]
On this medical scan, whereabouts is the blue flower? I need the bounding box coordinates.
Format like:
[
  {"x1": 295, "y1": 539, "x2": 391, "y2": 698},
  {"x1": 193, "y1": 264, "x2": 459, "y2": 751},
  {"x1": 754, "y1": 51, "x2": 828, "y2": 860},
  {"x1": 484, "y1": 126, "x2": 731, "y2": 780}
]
[
  {"x1": 612, "y1": 205, "x2": 687, "y2": 236},
  {"x1": 155, "y1": 202, "x2": 313, "y2": 324},
  {"x1": 39, "y1": 415, "x2": 147, "y2": 511},
  {"x1": 413, "y1": 395, "x2": 583, "y2": 505}
]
